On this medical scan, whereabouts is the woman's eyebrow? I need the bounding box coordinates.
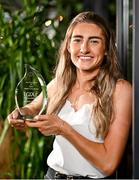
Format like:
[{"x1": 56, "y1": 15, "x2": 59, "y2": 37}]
[
  {"x1": 89, "y1": 36, "x2": 103, "y2": 40},
  {"x1": 71, "y1": 35, "x2": 82, "y2": 38},
  {"x1": 72, "y1": 35, "x2": 103, "y2": 40}
]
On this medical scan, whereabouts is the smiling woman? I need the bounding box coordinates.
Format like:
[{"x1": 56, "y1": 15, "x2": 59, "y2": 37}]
[
  {"x1": 68, "y1": 23, "x2": 106, "y2": 72},
  {"x1": 8, "y1": 11, "x2": 132, "y2": 179}
]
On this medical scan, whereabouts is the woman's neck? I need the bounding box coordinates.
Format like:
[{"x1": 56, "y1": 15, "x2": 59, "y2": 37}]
[{"x1": 75, "y1": 69, "x2": 99, "y2": 91}]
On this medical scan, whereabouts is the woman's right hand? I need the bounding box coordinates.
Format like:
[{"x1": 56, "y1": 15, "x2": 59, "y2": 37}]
[{"x1": 7, "y1": 108, "x2": 27, "y2": 130}]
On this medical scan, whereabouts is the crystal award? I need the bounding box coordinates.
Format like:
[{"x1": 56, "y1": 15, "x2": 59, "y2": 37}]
[{"x1": 15, "y1": 64, "x2": 47, "y2": 120}]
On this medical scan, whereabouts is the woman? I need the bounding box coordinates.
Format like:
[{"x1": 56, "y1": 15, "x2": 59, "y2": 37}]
[{"x1": 8, "y1": 11, "x2": 132, "y2": 179}]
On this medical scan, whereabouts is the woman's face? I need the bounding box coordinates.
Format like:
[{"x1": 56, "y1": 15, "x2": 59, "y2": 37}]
[{"x1": 68, "y1": 22, "x2": 106, "y2": 72}]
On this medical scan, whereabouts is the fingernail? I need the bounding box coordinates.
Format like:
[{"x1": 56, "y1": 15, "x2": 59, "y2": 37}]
[
  {"x1": 34, "y1": 116, "x2": 39, "y2": 120},
  {"x1": 13, "y1": 114, "x2": 17, "y2": 119}
]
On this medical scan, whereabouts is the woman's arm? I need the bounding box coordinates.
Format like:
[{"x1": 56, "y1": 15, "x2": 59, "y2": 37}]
[{"x1": 61, "y1": 80, "x2": 132, "y2": 175}]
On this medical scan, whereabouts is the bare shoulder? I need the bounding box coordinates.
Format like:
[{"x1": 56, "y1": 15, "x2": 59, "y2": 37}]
[
  {"x1": 112, "y1": 79, "x2": 132, "y2": 124},
  {"x1": 116, "y1": 79, "x2": 132, "y2": 89},
  {"x1": 47, "y1": 79, "x2": 57, "y2": 98},
  {"x1": 114, "y1": 79, "x2": 132, "y2": 98}
]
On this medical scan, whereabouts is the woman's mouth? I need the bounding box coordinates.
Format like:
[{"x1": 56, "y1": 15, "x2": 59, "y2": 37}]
[{"x1": 79, "y1": 56, "x2": 94, "y2": 61}]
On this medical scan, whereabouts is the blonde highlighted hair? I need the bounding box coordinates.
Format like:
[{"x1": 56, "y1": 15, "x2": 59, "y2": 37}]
[{"x1": 47, "y1": 11, "x2": 122, "y2": 138}]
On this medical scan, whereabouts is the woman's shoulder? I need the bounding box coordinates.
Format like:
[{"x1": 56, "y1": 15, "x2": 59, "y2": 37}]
[
  {"x1": 114, "y1": 79, "x2": 132, "y2": 100},
  {"x1": 116, "y1": 79, "x2": 132, "y2": 92}
]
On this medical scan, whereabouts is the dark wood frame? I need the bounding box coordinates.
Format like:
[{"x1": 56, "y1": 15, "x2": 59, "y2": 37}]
[{"x1": 133, "y1": 0, "x2": 139, "y2": 178}]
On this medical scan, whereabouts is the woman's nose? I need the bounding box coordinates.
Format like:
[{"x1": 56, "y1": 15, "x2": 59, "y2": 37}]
[{"x1": 80, "y1": 41, "x2": 89, "y2": 54}]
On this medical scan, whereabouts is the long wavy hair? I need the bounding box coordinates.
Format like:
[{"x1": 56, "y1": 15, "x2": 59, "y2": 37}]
[{"x1": 47, "y1": 11, "x2": 123, "y2": 138}]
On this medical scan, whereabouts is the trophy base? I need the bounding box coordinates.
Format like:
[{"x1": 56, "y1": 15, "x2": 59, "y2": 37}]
[{"x1": 19, "y1": 114, "x2": 35, "y2": 121}]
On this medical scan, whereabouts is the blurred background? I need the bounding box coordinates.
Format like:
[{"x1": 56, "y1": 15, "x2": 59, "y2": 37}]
[{"x1": 0, "y1": 0, "x2": 135, "y2": 179}]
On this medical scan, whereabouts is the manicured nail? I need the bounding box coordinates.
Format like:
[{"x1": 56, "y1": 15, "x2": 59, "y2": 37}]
[{"x1": 34, "y1": 116, "x2": 39, "y2": 120}]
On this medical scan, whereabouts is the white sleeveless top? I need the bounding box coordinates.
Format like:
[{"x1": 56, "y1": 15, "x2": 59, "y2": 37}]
[{"x1": 47, "y1": 100, "x2": 106, "y2": 178}]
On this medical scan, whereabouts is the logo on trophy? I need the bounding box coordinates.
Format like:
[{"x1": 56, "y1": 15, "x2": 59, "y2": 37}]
[{"x1": 15, "y1": 64, "x2": 47, "y2": 120}]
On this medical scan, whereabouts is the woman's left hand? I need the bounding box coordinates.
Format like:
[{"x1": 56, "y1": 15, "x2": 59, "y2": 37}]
[{"x1": 25, "y1": 114, "x2": 65, "y2": 136}]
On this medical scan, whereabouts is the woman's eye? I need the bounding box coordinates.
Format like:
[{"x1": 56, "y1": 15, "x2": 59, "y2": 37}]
[
  {"x1": 90, "y1": 39, "x2": 99, "y2": 44},
  {"x1": 72, "y1": 38, "x2": 81, "y2": 43}
]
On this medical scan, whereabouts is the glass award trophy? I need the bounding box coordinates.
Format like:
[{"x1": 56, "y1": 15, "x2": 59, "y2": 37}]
[{"x1": 15, "y1": 64, "x2": 47, "y2": 120}]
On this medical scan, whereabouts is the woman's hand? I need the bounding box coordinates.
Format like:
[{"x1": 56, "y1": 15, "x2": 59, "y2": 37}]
[
  {"x1": 7, "y1": 108, "x2": 27, "y2": 130},
  {"x1": 25, "y1": 114, "x2": 65, "y2": 136}
]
